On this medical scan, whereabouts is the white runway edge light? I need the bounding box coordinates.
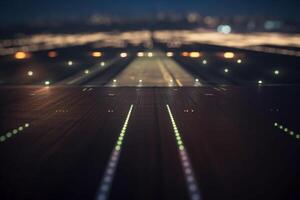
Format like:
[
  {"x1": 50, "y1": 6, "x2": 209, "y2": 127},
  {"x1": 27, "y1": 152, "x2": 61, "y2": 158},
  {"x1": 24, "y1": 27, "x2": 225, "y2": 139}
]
[
  {"x1": 166, "y1": 105, "x2": 202, "y2": 200},
  {"x1": 95, "y1": 105, "x2": 134, "y2": 200}
]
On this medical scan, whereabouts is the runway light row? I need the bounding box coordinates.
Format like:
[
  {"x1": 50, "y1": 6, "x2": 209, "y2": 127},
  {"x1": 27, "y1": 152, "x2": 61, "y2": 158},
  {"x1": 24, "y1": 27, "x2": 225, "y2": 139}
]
[
  {"x1": 274, "y1": 122, "x2": 300, "y2": 140},
  {"x1": 96, "y1": 105, "x2": 134, "y2": 200},
  {"x1": 166, "y1": 105, "x2": 202, "y2": 200},
  {"x1": 0, "y1": 123, "x2": 30, "y2": 143}
]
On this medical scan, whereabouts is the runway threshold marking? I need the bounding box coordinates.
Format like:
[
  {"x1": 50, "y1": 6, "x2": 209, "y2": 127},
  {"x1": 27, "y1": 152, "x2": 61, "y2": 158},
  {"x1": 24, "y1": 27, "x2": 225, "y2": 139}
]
[
  {"x1": 273, "y1": 122, "x2": 300, "y2": 140},
  {"x1": 166, "y1": 105, "x2": 202, "y2": 200},
  {"x1": 95, "y1": 104, "x2": 134, "y2": 200},
  {"x1": 0, "y1": 123, "x2": 30, "y2": 143}
]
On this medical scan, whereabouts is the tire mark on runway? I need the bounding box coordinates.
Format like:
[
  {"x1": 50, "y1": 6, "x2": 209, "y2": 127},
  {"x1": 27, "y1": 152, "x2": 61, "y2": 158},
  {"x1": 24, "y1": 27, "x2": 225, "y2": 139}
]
[
  {"x1": 95, "y1": 104, "x2": 134, "y2": 200},
  {"x1": 166, "y1": 105, "x2": 202, "y2": 200}
]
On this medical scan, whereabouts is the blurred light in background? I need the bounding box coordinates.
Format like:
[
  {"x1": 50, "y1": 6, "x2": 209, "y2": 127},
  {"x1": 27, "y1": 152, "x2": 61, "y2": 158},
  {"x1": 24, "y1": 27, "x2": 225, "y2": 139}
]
[
  {"x1": 14, "y1": 51, "x2": 27, "y2": 59},
  {"x1": 27, "y1": 71, "x2": 33, "y2": 76},
  {"x1": 189, "y1": 52, "x2": 201, "y2": 58},
  {"x1": 44, "y1": 81, "x2": 50, "y2": 85},
  {"x1": 120, "y1": 52, "x2": 128, "y2": 58},
  {"x1": 217, "y1": 25, "x2": 232, "y2": 34},
  {"x1": 68, "y1": 61, "x2": 73, "y2": 66},
  {"x1": 224, "y1": 52, "x2": 235, "y2": 59},
  {"x1": 137, "y1": 52, "x2": 144, "y2": 57},
  {"x1": 92, "y1": 51, "x2": 102, "y2": 58},
  {"x1": 166, "y1": 52, "x2": 174, "y2": 57},
  {"x1": 48, "y1": 51, "x2": 58, "y2": 58},
  {"x1": 274, "y1": 70, "x2": 280, "y2": 75},
  {"x1": 182, "y1": 52, "x2": 189, "y2": 57},
  {"x1": 237, "y1": 59, "x2": 242, "y2": 64}
]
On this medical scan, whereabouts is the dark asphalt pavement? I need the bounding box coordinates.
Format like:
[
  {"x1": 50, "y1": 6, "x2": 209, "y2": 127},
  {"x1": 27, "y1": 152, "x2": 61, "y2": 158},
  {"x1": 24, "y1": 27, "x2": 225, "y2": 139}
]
[{"x1": 0, "y1": 86, "x2": 299, "y2": 200}]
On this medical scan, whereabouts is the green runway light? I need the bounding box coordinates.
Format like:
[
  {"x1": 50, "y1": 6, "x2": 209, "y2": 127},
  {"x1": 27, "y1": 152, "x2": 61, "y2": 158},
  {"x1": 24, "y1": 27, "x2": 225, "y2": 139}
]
[
  {"x1": 6, "y1": 132, "x2": 12, "y2": 138},
  {"x1": 279, "y1": 125, "x2": 283, "y2": 129},
  {"x1": 18, "y1": 126, "x2": 23, "y2": 131},
  {"x1": 0, "y1": 136, "x2": 6, "y2": 142},
  {"x1": 284, "y1": 128, "x2": 288, "y2": 132},
  {"x1": 12, "y1": 129, "x2": 18, "y2": 134}
]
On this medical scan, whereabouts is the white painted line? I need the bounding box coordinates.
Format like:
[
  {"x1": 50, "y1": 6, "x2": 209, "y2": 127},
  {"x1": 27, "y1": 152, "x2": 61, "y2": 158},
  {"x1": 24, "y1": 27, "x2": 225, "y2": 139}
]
[
  {"x1": 95, "y1": 105, "x2": 134, "y2": 200},
  {"x1": 166, "y1": 105, "x2": 202, "y2": 200}
]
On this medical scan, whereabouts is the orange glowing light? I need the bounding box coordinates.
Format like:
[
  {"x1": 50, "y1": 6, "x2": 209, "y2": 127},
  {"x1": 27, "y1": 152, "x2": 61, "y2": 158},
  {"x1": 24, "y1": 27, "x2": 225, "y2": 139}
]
[
  {"x1": 224, "y1": 52, "x2": 235, "y2": 59},
  {"x1": 48, "y1": 51, "x2": 58, "y2": 58},
  {"x1": 14, "y1": 51, "x2": 27, "y2": 59},
  {"x1": 92, "y1": 51, "x2": 102, "y2": 58},
  {"x1": 182, "y1": 52, "x2": 189, "y2": 57},
  {"x1": 189, "y1": 52, "x2": 201, "y2": 58}
]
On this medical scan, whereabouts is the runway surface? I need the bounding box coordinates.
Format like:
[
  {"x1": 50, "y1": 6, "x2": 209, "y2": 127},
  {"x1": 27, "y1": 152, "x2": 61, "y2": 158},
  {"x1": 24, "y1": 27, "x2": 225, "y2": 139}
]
[
  {"x1": 0, "y1": 86, "x2": 299, "y2": 200},
  {"x1": 105, "y1": 51, "x2": 200, "y2": 87}
]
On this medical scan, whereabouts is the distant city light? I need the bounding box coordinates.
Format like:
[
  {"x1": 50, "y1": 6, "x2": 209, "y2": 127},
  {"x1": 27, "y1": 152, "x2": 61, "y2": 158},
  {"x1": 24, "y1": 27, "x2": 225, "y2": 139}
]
[
  {"x1": 120, "y1": 52, "x2": 128, "y2": 58},
  {"x1": 48, "y1": 51, "x2": 58, "y2": 58},
  {"x1": 14, "y1": 51, "x2": 27, "y2": 60},
  {"x1": 45, "y1": 81, "x2": 50, "y2": 85},
  {"x1": 224, "y1": 52, "x2": 235, "y2": 59},
  {"x1": 166, "y1": 52, "x2": 174, "y2": 57},
  {"x1": 274, "y1": 70, "x2": 280, "y2": 75},
  {"x1": 217, "y1": 25, "x2": 232, "y2": 34},
  {"x1": 84, "y1": 69, "x2": 90, "y2": 74},
  {"x1": 68, "y1": 61, "x2": 73, "y2": 66},
  {"x1": 189, "y1": 52, "x2": 201, "y2": 58},
  {"x1": 27, "y1": 71, "x2": 33, "y2": 76},
  {"x1": 92, "y1": 51, "x2": 102, "y2": 58},
  {"x1": 237, "y1": 59, "x2": 242, "y2": 64}
]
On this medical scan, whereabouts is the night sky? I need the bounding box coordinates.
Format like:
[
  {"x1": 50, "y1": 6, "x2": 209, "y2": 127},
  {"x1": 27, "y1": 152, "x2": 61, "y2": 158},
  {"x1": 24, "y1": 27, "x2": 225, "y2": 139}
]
[{"x1": 0, "y1": 0, "x2": 299, "y2": 24}]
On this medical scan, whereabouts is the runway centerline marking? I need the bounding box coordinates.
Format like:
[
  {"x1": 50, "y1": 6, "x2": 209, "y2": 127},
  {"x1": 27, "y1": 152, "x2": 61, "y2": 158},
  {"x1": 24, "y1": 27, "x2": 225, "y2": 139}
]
[
  {"x1": 95, "y1": 104, "x2": 134, "y2": 200},
  {"x1": 166, "y1": 105, "x2": 202, "y2": 200}
]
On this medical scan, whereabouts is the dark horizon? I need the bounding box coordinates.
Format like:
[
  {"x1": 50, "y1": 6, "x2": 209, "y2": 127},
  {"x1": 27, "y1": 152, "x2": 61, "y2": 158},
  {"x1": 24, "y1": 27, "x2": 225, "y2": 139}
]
[{"x1": 0, "y1": 0, "x2": 300, "y2": 25}]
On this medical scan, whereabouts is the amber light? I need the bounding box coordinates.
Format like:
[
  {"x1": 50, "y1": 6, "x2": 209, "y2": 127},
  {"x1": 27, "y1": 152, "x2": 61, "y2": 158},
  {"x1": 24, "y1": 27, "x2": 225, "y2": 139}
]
[
  {"x1": 14, "y1": 51, "x2": 27, "y2": 60},
  {"x1": 92, "y1": 51, "x2": 102, "y2": 58}
]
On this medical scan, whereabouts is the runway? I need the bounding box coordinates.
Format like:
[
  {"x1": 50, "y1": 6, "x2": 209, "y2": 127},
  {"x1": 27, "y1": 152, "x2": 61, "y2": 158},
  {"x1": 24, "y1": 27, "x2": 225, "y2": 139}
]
[{"x1": 0, "y1": 86, "x2": 299, "y2": 200}]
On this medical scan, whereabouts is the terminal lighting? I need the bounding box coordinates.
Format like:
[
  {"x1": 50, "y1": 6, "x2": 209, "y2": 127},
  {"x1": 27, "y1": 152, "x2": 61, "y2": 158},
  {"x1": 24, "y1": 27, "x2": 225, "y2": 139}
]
[
  {"x1": 166, "y1": 52, "x2": 174, "y2": 57},
  {"x1": 120, "y1": 52, "x2": 128, "y2": 58},
  {"x1": 14, "y1": 51, "x2": 27, "y2": 60},
  {"x1": 92, "y1": 51, "x2": 102, "y2": 58},
  {"x1": 274, "y1": 70, "x2": 280, "y2": 75},
  {"x1": 224, "y1": 52, "x2": 235, "y2": 59},
  {"x1": 189, "y1": 52, "x2": 201, "y2": 58},
  {"x1": 27, "y1": 71, "x2": 33, "y2": 76}
]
